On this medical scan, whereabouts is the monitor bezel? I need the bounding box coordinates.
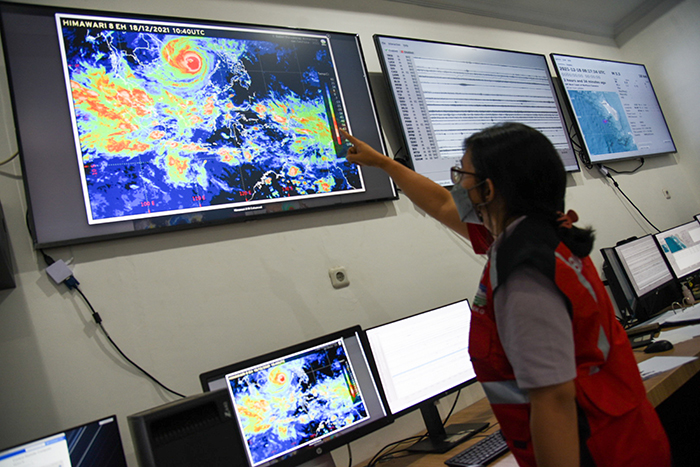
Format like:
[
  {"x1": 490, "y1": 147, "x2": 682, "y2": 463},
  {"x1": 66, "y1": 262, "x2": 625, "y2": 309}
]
[
  {"x1": 550, "y1": 52, "x2": 677, "y2": 165},
  {"x1": 0, "y1": 1, "x2": 397, "y2": 249},
  {"x1": 600, "y1": 246, "x2": 637, "y2": 320},
  {"x1": 373, "y1": 34, "x2": 580, "y2": 185},
  {"x1": 199, "y1": 325, "x2": 391, "y2": 467}
]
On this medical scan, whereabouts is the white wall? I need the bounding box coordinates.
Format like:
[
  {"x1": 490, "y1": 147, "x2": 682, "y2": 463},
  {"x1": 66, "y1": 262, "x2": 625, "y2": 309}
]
[{"x1": 0, "y1": 0, "x2": 697, "y2": 465}]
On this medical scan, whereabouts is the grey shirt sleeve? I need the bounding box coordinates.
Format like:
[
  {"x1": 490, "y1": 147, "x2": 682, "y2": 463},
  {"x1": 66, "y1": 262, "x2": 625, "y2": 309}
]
[{"x1": 493, "y1": 266, "x2": 577, "y2": 390}]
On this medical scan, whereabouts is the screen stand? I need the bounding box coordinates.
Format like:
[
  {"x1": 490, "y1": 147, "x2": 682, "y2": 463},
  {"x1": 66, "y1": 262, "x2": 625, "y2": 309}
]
[
  {"x1": 407, "y1": 401, "x2": 488, "y2": 453},
  {"x1": 297, "y1": 453, "x2": 336, "y2": 467}
]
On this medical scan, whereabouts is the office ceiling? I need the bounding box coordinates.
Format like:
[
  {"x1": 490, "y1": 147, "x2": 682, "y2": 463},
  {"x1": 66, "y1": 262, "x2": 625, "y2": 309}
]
[{"x1": 386, "y1": 0, "x2": 682, "y2": 41}]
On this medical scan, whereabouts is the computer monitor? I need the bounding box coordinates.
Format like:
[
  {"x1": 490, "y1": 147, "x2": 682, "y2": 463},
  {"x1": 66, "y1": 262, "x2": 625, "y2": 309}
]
[
  {"x1": 374, "y1": 35, "x2": 578, "y2": 187},
  {"x1": 654, "y1": 220, "x2": 700, "y2": 280},
  {"x1": 0, "y1": 415, "x2": 127, "y2": 467},
  {"x1": 363, "y1": 299, "x2": 483, "y2": 453},
  {"x1": 612, "y1": 235, "x2": 679, "y2": 322},
  {"x1": 199, "y1": 326, "x2": 389, "y2": 467},
  {"x1": 0, "y1": 2, "x2": 396, "y2": 249},
  {"x1": 600, "y1": 247, "x2": 637, "y2": 323},
  {"x1": 550, "y1": 53, "x2": 676, "y2": 165}
]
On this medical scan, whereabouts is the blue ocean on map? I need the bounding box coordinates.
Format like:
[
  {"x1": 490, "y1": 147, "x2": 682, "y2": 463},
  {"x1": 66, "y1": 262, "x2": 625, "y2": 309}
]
[
  {"x1": 229, "y1": 343, "x2": 368, "y2": 465},
  {"x1": 569, "y1": 90, "x2": 637, "y2": 156}
]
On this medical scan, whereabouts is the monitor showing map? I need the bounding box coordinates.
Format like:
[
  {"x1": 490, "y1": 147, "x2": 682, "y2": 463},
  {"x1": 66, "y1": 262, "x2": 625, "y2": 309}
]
[
  {"x1": 374, "y1": 35, "x2": 578, "y2": 186},
  {"x1": 199, "y1": 326, "x2": 389, "y2": 467},
  {"x1": 550, "y1": 54, "x2": 676, "y2": 164},
  {"x1": 0, "y1": 3, "x2": 396, "y2": 248},
  {"x1": 654, "y1": 219, "x2": 700, "y2": 279}
]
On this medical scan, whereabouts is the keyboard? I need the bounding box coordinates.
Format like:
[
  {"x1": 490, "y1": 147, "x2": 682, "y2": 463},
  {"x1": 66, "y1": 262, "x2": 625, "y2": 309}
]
[{"x1": 444, "y1": 429, "x2": 509, "y2": 467}]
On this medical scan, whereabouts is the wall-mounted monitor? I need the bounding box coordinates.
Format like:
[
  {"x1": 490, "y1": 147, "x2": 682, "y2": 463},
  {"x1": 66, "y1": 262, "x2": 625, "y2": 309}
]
[
  {"x1": 199, "y1": 326, "x2": 390, "y2": 467},
  {"x1": 550, "y1": 53, "x2": 676, "y2": 165},
  {"x1": 0, "y1": 415, "x2": 127, "y2": 467},
  {"x1": 0, "y1": 2, "x2": 396, "y2": 249},
  {"x1": 374, "y1": 35, "x2": 578, "y2": 186},
  {"x1": 654, "y1": 219, "x2": 700, "y2": 280},
  {"x1": 364, "y1": 299, "x2": 484, "y2": 453}
]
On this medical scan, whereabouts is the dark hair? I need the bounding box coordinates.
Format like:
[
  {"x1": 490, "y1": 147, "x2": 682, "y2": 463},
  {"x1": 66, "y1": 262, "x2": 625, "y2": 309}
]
[{"x1": 464, "y1": 122, "x2": 594, "y2": 257}]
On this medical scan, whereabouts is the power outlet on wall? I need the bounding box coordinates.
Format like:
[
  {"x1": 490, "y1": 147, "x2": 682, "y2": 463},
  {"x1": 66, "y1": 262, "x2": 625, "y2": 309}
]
[{"x1": 329, "y1": 267, "x2": 349, "y2": 289}]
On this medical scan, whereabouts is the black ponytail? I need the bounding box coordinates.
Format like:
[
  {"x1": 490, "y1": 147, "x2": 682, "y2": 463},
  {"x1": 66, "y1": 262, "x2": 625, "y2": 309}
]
[
  {"x1": 558, "y1": 225, "x2": 596, "y2": 258},
  {"x1": 465, "y1": 123, "x2": 595, "y2": 258}
]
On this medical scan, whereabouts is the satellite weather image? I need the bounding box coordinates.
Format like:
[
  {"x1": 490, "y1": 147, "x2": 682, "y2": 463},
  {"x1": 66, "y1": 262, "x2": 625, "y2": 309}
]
[{"x1": 57, "y1": 15, "x2": 363, "y2": 224}]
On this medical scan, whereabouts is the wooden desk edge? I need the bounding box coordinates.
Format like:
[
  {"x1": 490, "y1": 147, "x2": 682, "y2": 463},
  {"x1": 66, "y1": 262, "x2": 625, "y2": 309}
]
[{"x1": 359, "y1": 336, "x2": 700, "y2": 466}]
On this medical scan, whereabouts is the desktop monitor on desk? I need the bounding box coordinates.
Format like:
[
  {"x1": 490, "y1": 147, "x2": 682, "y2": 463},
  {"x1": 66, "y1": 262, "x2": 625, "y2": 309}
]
[
  {"x1": 0, "y1": 415, "x2": 127, "y2": 467},
  {"x1": 363, "y1": 299, "x2": 483, "y2": 453},
  {"x1": 607, "y1": 235, "x2": 680, "y2": 324},
  {"x1": 654, "y1": 220, "x2": 700, "y2": 280},
  {"x1": 199, "y1": 326, "x2": 389, "y2": 467}
]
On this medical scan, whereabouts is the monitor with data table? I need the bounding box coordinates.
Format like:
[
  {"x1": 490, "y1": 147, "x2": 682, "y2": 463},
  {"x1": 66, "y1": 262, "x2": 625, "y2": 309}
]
[
  {"x1": 612, "y1": 235, "x2": 679, "y2": 322},
  {"x1": 374, "y1": 35, "x2": 578, "y2": 187},
  {"x1": 364, "y1": 299, "x2": 483, "y2": 453}
]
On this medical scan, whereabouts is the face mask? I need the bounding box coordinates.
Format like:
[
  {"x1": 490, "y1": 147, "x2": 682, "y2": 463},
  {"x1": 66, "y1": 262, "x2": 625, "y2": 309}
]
[{"x1": 451, "y1": 182, "x2": 485, "y2": 224}]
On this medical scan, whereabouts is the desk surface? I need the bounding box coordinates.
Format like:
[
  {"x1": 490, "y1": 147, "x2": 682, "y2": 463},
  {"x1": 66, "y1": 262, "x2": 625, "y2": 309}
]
[{"x1": 360, "y1": 334, "x2": 700, "y2": 467}]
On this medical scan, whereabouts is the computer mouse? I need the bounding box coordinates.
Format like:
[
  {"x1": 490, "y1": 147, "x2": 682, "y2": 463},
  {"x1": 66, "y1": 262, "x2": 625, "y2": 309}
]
[{"x1": 644, "y1": 340, "x2": 674, "y2": 353}]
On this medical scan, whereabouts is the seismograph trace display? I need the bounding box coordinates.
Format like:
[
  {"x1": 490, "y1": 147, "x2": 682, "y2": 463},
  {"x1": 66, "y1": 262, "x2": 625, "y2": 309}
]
[
  {"x1": 227, "y1": 340, "x2": 369, "y2": 466},
  {"x1": 56, "y1": 14, "x2": 363, "y2": 224}
]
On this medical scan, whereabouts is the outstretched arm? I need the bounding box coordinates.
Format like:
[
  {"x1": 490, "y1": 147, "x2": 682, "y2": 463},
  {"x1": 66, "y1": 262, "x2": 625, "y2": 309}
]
[{"x1": 341, "y1": 129, "x2": 470, "y2": 239}]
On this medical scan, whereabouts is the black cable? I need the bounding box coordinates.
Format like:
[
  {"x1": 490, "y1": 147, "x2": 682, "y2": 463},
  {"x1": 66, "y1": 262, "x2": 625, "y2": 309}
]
[
  {"x1": 39, "y1": 250, "x2": 186, "y2": 399},
  {"x1": 367, "y1": 390, "x2": 463, "y2": 466},
  {"x1": 602, "y1": 158, "x2": 645, "y2": 175},
  {"x1": 367, "y1": 435, "x2": 425, "y2": 466},
  {"x1": 72, "y1": 285, "x2": 187, "y2": 398},
  {"x1": 0, "y1": 151, "x2": 19, "y2": 166},
  {"x1": 600, "y1": 167, "x2": 660, "y2": 232},
  {"x1": 346, "y1": 443, "x2": 352, "y2": 467}
]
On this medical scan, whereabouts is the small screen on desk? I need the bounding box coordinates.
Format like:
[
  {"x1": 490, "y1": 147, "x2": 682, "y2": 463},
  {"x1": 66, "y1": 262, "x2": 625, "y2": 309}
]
[
  {"x1": 615, "y1": 235, "x2": 674, "y2": 298},
  {"x1": 364, "y1": 299, "x2": 476, "y2": 415},
  {"x1": 654, "y1": 220, "x2": 700, "y2": 279}
]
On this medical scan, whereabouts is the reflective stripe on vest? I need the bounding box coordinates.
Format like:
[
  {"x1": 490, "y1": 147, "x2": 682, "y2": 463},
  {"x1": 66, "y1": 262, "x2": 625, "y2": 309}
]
[
  {"x1": 555, "y1": 252, "x2": 597, "y2": 304},
  {"x1": 482, "y1": 380, "x2": 529, "y2": 405}
]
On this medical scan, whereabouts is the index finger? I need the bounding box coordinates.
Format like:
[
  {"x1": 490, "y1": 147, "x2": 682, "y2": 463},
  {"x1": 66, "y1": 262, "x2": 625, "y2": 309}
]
[{"x1": 339, "y1": 128, "x2": 358, "y2": 144}]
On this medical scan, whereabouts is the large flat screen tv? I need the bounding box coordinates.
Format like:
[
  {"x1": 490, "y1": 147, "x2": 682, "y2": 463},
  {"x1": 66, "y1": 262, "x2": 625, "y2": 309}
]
[
  {"x1": 0, "y1": 2, "x2": 396, "y2": 248},
  {"x1": 550, "y1": 53, "x2": 676, "y2": 165},
  {"x1": 374, "y1": 35, "x2": 578, "y2": 186}
]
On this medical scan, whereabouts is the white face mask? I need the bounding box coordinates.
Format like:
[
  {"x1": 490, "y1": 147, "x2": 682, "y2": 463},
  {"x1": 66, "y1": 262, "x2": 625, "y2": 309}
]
[{"x1": 450, "y1": 181, "x2": 486, "y2": 224}]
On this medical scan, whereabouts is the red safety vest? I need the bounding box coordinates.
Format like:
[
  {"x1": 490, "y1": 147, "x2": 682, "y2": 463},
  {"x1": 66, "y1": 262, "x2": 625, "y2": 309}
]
[{"x1": 469, "y1": 220, "x2": 670, "y2": 466}]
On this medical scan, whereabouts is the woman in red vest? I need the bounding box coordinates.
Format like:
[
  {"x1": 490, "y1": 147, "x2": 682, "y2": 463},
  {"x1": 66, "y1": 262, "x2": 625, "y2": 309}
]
[{"x1": 341, "y1": 123, "x2": 670, "y2": 467}]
